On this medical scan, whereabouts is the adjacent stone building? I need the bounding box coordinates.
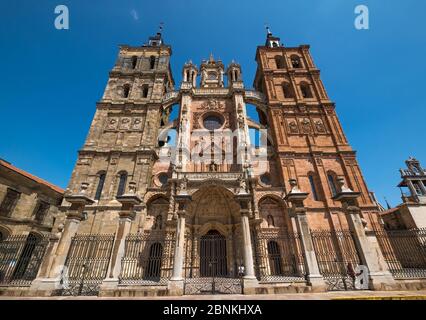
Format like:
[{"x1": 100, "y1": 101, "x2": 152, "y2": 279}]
[
  {"x1": 0, "y1": 159, "x2": 63, "y2": 287},
  {"x1": 1, "y1": 29, "x2": 425, "y2": 297},
  {"x1": 380, "y1": 157, "x2": 426, "y2": 230}
]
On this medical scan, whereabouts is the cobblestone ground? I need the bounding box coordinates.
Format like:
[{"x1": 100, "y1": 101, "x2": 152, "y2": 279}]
[{"x1": 1, "y1": 291, "x2": 426, "y2": 300}]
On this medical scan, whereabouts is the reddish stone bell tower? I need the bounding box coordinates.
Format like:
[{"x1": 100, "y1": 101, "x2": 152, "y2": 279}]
[{"x1": 253, "y1": 29, "x2": 379, "y2": 230}]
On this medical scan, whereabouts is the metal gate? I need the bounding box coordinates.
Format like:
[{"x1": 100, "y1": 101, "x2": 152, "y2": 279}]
[
  {"x1": 119, "y1": 231, "x2": 175, "y2": 285},
  {"x1": 183, "y1": 230, "x2": 242, "y2": 295},
  {"x1": 374, "y1": 227, "x2": 426, "y2": 279},
  {"x1": 58, "y1": 234, "x2": 114, "y2": 296},
  {"x1": 252, "y1": 230, "x2": 306, "y2": 283},
  {"x1": 0, "y1": 234, "x2": 48, "y2": 286},
  {"x1": 311, "y1": 230, "x2": 361, "y2": 291}
]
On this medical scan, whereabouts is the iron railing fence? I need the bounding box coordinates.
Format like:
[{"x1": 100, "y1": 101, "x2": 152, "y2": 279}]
[
  {"x1": 58, "y1": 233, "x2": 115, "y2": 296},
  {"x1": 310, "y1": 229, "x2": 361, "y2": 291},
  {"x1": 252, "y1": 229, "x2": 306, "y2": 283},
  {"x1": 374, "y1": 227, "x2": 426, "y2": 279},
  {"x1": 0, "y1": 234, "x2": 48, "y2": 286},
  {"x1": 119, "y1": 231, "x2": 175, "y2": 285}
]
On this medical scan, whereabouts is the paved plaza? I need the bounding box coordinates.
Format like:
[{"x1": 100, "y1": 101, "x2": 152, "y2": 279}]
[{"x1": 1, "y1": 290, "x2": 426, "y2": 300}]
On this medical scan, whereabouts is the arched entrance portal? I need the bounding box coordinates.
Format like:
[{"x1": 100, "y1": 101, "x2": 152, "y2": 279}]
[
  {"x1": 200, "y1": 230, "x2": 227, "y2": 277},
  {"x1": 183, "y1": 185, "x2": 243, "y2": 295}
]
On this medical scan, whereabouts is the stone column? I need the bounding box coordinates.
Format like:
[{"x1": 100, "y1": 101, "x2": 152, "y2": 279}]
[
  {"x1": 406, "y1": 180, "x2": 417, "y2": 198},
  {"x1": 333, "y1": 178, "x2": 396, "y2": 290},
  {"x1": 37, "y1": 183, "x2": 95, "y2": 292},
  {"x1": 417, "y1": 179, "x2": 426, "y2": 195},
  {"x1": 100, "y1": 182, "x2": 141, "y2": 293},
  {"x1": 168, "y1": 190, "x2": 191, "y2": 296},
  {"x1": 235, "y1": 192, "x2": 258, "y2": 294},
  {"x1": 284, "y1": 179, "x2": 325, "y2": 292}
]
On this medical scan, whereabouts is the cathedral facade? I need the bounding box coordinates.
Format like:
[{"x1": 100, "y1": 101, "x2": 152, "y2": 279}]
[{"x1": 1, "y1": 30, "x2": 425, "y2": 297}]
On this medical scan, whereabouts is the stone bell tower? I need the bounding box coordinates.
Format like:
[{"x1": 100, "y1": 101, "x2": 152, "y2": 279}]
[
  {"x1": 252, "y1": 29, "x2": 395, "y2": 289},
  {"x1": 253, "y1": 29, "x2": 378, "y2": 221},
  {"x1": 41, "y1": 30, "x2": 175, "y2": 289},
  {"x1": 68, "y1": 29, "x2": 174, "y2": 203}
]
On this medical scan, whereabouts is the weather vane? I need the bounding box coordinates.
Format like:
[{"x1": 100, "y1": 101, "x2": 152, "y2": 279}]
[
  {"x1": 264, "y1": 23, "x2": 272, "y2": 35},
  {"x1": 158, "y1": 22, "x2": 164, "y2": 34}
]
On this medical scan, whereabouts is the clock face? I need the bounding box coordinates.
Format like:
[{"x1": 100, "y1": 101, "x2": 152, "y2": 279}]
[{"x1": 207, "y1": 72, "x2": 217, "y2": 80}]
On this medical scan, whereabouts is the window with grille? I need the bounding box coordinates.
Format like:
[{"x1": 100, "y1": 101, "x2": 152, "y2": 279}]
[
  {"x1": 33, "y1": 201, "x2": 50, "y2": 223},
  {"x1": 328, "y1": 174, "x2": 337, "y2": 197},
  {"x1": 291, "y1": 56, "x2": 302, "y2": 68},
  {"x1": 131, "y1": 56, "x2": 138, "y2": 69},
  {"x1": 94, "y1": 173, "x2": 106, "y2": 200},
  {"x1": 300, "y1": 84, "x2": 312, "y2": 98},
  {"x1": 149, "y1": 56, "x2": 156, "y2": 69},
  {"x1": 0, "y1": 189, "x2": 20, "y2": 217},
  {"x1": 123, "y1": 84, "x2": 130, "y2": 98},
  {"x1": 117, "y1": 172, "x2": 128, "y2": 196},
  {"x1": 309, "y1": 175, "x2": 319, "y2": 201}
]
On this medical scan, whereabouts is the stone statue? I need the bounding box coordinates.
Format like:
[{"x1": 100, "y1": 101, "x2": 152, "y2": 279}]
[
  {"x1": 238, "y1": 112, "x2": 245, "y2": 128},
  {"x1": 238, "y1": 176, "x2": 247, "y2": 194},
  {"x1": 179, "y1": 177, "x2": 188, "y2": 193}
]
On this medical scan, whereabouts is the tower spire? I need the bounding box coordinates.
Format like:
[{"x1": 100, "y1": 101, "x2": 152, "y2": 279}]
[
  {"x1": 384, "y1": 197, "x2": 392, "y2": 210},
  {"x1": 147, "y1": 23, "x2": 164, "y2": 46},
  {"x1": 158, "y1": 22, "x2": 164, "y2": 35},
  {"x1": 264, "y1": 24, "x2": 281, "y2": 47}
]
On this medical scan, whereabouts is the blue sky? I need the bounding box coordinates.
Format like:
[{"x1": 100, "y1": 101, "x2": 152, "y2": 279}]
[{"x1": 0, "y1": 0, "x2": 425, "y2": 207}]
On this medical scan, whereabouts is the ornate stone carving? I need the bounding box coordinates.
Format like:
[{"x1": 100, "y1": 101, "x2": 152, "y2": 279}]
[
  {"x1": 287, "y1": 120, "x2": 299, "y2": 134},
  {"x1": 192, "y1": 113, "x2": 201, "y2": 129},
  {"x1": 106, "y1": 116, "x2": 145, "y2": 132},
  {"x1": 77, "y1": 156, "x2": 92, "y2": 166},
  {"x1": 238, "y1": 176, "x2": 248, "y2": 194},
  {"x1": 110, "y1": 154, "x2": 119, "y2": 165},
  {"x1": 209, "y1": 162, "x2": 218, "y2": 172},
  {"x1": 131, "y1": 117, "x2": 143, "y2": 130},
  {"x1": 128, "y1": 181, "x2": 137, "y2": 194},
  {"x1": 178, "y1": 177, "x2": 188, "y2": 193},
  {"x1": 106, "y1": 118, "x2": 119, "y2": 130},
  {"x1": 199, "y1": 99, "x2": 224, "y2": 111},
  {"x1": 314, "y1": 157, "x2": 323, "y2": 166},
  {"x1": 300, "y1": 118, "x2": 312, "y2": 133},
  {"x1": 297, "y1": 104, "x2": 307, "y2": 113},
  {"x1": 281, "y1": 158, "x2": 294, "y2": 166},
  {"x1": 314, "y1": 119, "x2": 326, "y2": 133},
  {"x1": 324, "y1": 104, "x2": 335, "y2": 115},
  {"x1": 120, "y1": 117, "x2": 131, "y2": 130},
  {"x1": 237, "y1": 112, "x2": 245, "y2": 129}
]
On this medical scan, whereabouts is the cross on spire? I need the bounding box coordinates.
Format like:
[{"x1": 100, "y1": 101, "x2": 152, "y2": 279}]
[{"x1": 158, "y1": 22, "x2": 164, "y2": 34}]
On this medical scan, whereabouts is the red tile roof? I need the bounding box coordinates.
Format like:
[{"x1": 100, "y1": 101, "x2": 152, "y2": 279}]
[
  {"x1": 379, "y1": 207, "x2": 400, "y2": 216},
  {"x1": 0, "y1": 159, "x2": 64, "y2": 195}
]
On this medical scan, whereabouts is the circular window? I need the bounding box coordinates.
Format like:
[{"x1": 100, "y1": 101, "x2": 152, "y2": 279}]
[
  {"x1": 158, "y1": 173, "x2": 169, "y2": 185},
  {"x1": 203, "y1": 115, "x2": 223, "y2": 131},
  {"x1": 260, "y1": 174, "x2": 271, "y2": 186}
]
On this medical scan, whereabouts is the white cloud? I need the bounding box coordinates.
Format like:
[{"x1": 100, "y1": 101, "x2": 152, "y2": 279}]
[{"x1": 130, "y1": 9, "x2": 139, "y2": 21}]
